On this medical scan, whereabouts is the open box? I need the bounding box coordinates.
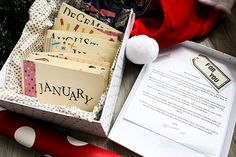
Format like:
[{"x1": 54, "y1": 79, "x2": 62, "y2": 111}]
[
  {"x1": 109, "y1": 41, "x2": 236, "y2": 157},
  {"x1": 0, "y1": 0, "x2": 135, "y2": 137}
]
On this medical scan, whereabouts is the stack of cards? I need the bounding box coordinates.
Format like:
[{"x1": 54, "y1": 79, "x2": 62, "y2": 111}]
[{"x1": 22, "y1": 3, "x2": 123, "y2": 112}]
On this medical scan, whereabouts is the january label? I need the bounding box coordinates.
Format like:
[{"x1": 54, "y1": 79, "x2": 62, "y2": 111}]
[{"x1": 192, "y1": 54, "x2": 231, "y2": 92}]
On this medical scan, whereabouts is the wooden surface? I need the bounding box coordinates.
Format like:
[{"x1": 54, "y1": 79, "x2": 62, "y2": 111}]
[{"x1": 0, "y1": 4, "x2": 236, "y2": 157}]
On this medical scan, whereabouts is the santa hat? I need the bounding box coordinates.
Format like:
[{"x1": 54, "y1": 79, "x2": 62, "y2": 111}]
[{"x1": 126, "y1": 0, "x2": 234, "y2": 64}]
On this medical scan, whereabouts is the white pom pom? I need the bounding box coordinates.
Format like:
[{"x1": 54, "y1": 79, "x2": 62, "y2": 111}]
[{"x1": 126, "y1": 35, "x2": 159, "y2": 64}]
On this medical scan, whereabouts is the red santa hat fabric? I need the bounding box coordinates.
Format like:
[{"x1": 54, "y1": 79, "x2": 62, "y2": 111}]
[{"x1": 131, "y1": 0, "x2": 223, "y2": 48}]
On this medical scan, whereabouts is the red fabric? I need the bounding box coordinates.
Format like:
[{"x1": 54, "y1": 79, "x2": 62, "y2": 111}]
[
  {"x1": 131, "y1": 0, "x2": 222, "y2": 48},
  {"x1": 0, "y1": 109, "x2": 122, "y2": 157}
]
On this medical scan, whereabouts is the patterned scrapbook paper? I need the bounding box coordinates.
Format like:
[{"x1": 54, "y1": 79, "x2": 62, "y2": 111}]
[{"x1": 23, "y1": 60, "x2": 37, "y2": 97}]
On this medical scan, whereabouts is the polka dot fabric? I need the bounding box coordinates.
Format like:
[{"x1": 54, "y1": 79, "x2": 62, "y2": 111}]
[
  {"x1": 14, "y1": 126, "x2": 36, "y2": 148},
  {"x1": 0, "y1": 107, "x2": 122, "y2": 157}
]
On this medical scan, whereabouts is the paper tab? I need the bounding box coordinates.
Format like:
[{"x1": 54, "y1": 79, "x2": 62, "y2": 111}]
[{"x1": 192, "y1": 54, "x2": 231, "y2": 91}]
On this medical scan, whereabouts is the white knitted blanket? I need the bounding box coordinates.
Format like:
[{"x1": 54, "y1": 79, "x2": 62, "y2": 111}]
[{"x1": 199, "y1": 0, "x2": 235, "y2": 14}]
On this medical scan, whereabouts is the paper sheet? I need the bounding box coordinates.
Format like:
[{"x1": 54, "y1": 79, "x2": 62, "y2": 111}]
[{"x1": 123, "y1": 47, "x2": 236, "y2": 157}]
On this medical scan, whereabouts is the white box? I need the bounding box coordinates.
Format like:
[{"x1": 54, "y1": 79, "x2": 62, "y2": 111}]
[
  {"x1": 109, "y1": 41, "x2": 236, "y2": 157},
  {"x1": 0, "y1": 0, "x2": 135, "y2": 137}
]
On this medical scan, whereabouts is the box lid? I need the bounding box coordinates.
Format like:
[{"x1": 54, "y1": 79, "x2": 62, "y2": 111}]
[{"x1": 108, "y1": 41, "x2": 236, "y2": 157}]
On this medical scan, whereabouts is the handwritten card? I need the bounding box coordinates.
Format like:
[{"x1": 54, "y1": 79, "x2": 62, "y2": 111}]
[
  {"x1": 22, "y1": 54, "x2": 109, "y2": 111},
  {"x1": 53, "y1": 17, "x2": 118, "y2": 42},
  {"x1": 44, "y1": 30, "x2": 120, "y2": 52},
  {"x1": 32, "y1": 52, "x2": 111, "y2": 68},
  {"x1": 58, "y1": 2, "x2": 123, "y2": 35},
  {"x1": 46, "y1": 40, "x2": 117, "y2": 63}
]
